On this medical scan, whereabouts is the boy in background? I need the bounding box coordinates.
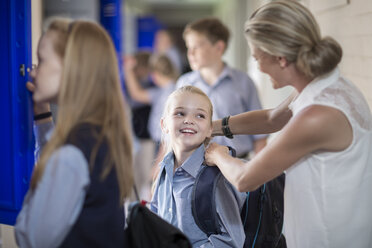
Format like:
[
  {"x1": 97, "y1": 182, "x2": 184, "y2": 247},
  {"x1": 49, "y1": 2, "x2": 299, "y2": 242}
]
[{"x1": 177, "y1": 17, "x2": 267, "y2": 158}]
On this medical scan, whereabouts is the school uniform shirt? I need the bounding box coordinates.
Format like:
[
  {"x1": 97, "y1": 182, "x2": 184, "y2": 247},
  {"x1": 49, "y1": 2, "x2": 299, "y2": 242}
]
[
  {"x1": 176, "y1": 64, "x2": 267, "y2": 157},
  {"x1": 147, "y1": 83, "x2": 176, "y2": 142},
  {"x1": 151, "y1": 145, "x2": 246, "y2": 248},
  {"x1": 15, "y1": 143, "x2": 90, "y2": 248},
  {"x1": 285, "y1": 68, "x2": 372, "y2": 248}
]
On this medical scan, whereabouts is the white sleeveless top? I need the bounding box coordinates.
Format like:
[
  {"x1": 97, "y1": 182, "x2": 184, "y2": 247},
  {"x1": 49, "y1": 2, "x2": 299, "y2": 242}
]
[{"x1": 285, "y1": 68, "x2": 372, "y2": 248}]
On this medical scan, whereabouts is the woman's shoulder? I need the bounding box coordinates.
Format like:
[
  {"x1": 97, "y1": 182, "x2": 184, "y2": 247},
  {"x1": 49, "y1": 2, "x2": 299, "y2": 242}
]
[{"x1": 287, "y1": 104, "x2": 353, "y2": 151}]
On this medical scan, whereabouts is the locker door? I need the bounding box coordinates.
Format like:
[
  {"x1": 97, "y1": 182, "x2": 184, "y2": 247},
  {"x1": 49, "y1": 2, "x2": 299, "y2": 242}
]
[
  {"x1": 137, "y1": 16, "x2": 163, "y2": 50},
  {"x1": 100, "y1": 0, "x2": 125, "y2": 90},
  {"x1": 0, "y1": 0, "x2": 34, "y2": 225}
]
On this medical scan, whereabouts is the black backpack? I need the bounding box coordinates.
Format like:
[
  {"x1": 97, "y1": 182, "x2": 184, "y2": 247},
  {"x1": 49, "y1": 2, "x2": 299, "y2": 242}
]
[
  {"x1": 124, "y1": 202, "x2": 192, "y2": 248},
  {"x1": 191, "y1": 147, "x2": 286, "y2": 248}
]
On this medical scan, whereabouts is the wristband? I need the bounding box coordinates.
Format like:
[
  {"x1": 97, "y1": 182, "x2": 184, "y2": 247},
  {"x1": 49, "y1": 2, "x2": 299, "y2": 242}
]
[
  {"x1": 221, "y1": 116, "x2": 233, "y2": 139},
  {"x1": 34, "y1": 111, "x2": 52, "y2": 121}
]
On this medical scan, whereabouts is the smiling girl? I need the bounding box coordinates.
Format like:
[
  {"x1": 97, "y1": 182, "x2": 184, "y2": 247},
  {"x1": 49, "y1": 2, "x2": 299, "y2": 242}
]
[{"x1": 150, "y1": 86, "x2": 246, "y2": 247}]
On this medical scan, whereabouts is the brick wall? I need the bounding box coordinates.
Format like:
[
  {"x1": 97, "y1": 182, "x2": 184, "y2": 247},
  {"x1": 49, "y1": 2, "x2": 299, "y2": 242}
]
[{"x1": 306, "y1": 0, "x2": 372, "y2": 108}]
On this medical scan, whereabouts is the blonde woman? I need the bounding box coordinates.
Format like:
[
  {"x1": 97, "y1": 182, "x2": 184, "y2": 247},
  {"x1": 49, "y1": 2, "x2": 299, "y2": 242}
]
[
  {"x1": 205, "y1": 1, "x2": 372, "y2": 247},
  {"x1": 15, "y1": 20, "x2": 133, "y2": 247}
]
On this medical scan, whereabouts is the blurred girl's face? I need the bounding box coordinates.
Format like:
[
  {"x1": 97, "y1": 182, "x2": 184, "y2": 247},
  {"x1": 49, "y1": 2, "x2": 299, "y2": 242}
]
[
  {"x1": 162, "y1": 92, "x2": 212, "y2": 154},
  {"x1": 31, "y1": 31, "x2": 63, "y2": 103}
]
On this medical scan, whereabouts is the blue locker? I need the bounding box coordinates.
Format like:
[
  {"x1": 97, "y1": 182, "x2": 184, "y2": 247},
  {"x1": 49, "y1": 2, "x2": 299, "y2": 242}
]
[
  {"x1": 100, "y1": 0, "x2": 125, "y2": 91},
  {"x1": 137, "y1": 16, "x2": 163, "y2": 50},
  {"x1": 0, "y1": 0, "x2": 34, "y2": 225}
]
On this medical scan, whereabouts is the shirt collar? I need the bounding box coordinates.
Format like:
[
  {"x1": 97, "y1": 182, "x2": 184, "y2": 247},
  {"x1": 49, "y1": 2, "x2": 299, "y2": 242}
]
[
  {"x1": 195, "y1": 63, "x2": 233, "y2": 86},
  {"x1": 160, "y1": 144, "x2": 205, "y2": 179},
  {"x1": 217, "y1": 63, "x2": 233, "y2": 82},
  {"x1": 180, "y1": 144, "x2": 205, "y2": 178},
  {"x1": 289, "y1": 67, "x2": 340, "y2": 113}
]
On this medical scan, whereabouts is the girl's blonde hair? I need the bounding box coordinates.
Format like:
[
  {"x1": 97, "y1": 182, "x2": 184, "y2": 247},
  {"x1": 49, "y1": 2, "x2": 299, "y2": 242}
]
[
  {"x1": 31, "y1": 20, "x2": 133, "y2": 203},
  {"x1": 245, "y1": 0, "x2": 342, "y2": 79},
  {"x1": 161, "y1": 86, "x2": 213, "y2": 154}
]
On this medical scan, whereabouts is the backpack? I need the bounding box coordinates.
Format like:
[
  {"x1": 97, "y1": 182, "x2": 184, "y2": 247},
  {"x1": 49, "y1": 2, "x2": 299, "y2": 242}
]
[
  {"x1": 124, "y1": 202, "x2": 192, "y2": 248},
  {"x1": 191, "y1": 147, "x2": 286, "y2": 248}
]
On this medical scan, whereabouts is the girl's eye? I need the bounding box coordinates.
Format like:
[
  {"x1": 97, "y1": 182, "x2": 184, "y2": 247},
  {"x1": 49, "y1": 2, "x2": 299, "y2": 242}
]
[
  {"x1": 197, "y1": 114, "x2": 205, "y2": 119},
  {"x1": 174, "y1": 111, "x2": 184, "y2": 116}
]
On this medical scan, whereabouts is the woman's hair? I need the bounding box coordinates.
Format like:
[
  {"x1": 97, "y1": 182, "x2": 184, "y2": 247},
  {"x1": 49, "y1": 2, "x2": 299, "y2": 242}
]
[
  {"x1": 161, "y1": 86, "x2": 213, "y2": 154},
  {"x1": 183, "y1": 17, "x2": 230, "y2": 48},
  {"x1": 31, "y1": 20, "x2": 133, "y2": 202},
  {"x1": 150, "y1": 54, "x2": 179, "y2": 80},
  {"x1": 245, "y1": 0, "x2": 342, "y2": 78}
]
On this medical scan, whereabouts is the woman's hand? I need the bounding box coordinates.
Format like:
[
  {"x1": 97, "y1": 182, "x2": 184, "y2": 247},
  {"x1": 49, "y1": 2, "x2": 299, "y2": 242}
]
[{"x1": 205, "y1": 142, "x2": 229, "y2": 166}]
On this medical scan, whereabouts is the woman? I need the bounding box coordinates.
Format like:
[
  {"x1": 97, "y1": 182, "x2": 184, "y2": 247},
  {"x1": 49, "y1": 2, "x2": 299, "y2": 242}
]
[
  {"x1": 15, "y1": 19, "x2": 133, "y2": 247},
  {"x1": 205, "y1": 1, "x2": 372, "y2": 247}
]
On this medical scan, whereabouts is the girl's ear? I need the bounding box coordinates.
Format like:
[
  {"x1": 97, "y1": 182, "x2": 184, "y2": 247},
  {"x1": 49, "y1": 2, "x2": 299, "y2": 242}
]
[
  {"x1": 160, "y1": 118, "x2": 168, "y2": 134},
  {"x1": 206, "y1": 124, "x2": 213, "y2": 138}
]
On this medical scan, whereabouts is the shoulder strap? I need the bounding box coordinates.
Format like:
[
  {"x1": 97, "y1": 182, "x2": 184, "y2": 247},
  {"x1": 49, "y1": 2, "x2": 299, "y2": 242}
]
[
  {"x1": 191, "y1": 165, "x2": 222, "y2": 236},
  {"x1": 191, "y1": 146, "x2": 236, "y2": 236}
]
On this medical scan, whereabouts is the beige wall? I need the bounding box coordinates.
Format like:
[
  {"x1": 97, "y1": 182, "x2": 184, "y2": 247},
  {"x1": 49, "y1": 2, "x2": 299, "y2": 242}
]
[{"x1": 305, "y1": 0, "x2": 372, "y2": 108}]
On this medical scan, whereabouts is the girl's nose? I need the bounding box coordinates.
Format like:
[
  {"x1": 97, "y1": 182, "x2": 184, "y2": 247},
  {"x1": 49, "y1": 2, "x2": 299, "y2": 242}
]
[
  {"x1": 183, "y1": 118, "x2": 194, "y2": 124},
  {"x1": 29, "y1": 64, "x2": 37, "y2": 79}
]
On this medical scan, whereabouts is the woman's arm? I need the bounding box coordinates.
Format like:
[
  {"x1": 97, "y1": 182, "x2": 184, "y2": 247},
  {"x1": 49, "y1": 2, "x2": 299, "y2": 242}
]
[
  {"x1": 212, "y1": 91, "x2": 296, "y2": 136},
  {"x1": 15, "y1": 145, "x2": 90, "y2": 248},
  {"x1": 206, "y1": 105, "x2": 353, "y2": 192}
]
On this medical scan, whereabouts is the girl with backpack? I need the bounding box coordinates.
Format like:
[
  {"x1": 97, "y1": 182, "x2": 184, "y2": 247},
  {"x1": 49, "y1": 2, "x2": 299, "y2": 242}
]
[{"x1": 150, "y1": 86, "x2": 246, "y2": 247}]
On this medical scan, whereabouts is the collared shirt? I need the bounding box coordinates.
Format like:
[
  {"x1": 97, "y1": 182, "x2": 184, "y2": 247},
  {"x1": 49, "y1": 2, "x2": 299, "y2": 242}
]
[
  {"x1": 147, "y1": 83, "x2": 176, "y2": 142},
  {"x1": 151, "y1": 145, "x2": 246, "y2": 247},
  {"x1": 15, "y1": 122, "x2": 90, "y2": 248},
  {"x1": 177, "y1": 65, "x2": 267, "y2": 156}
]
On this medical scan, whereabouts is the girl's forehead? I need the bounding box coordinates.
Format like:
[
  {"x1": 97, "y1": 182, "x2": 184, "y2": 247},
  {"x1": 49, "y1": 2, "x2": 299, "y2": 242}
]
[{"x1": 169, "y1": 92, "x2": 211, "y2": 110}]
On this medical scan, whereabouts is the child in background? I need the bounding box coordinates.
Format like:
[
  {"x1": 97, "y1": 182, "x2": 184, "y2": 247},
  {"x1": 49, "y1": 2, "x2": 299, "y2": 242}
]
[
  {"x1": 154, "y1": 29, "x2": 185, "y2": 74},
  {"x1": 127, "y1": 51, "x2": 154, "y2": 139},
  {"x1": 15, "y1": 20, "x2": 133, "y2": 247},
  {"x1": 150, "y1": 86, "x2": 246, "y2": 247},
  {"x1": 124, "y1": 54, "x2": 179, "y2": 199},
  {"x1": 124, "y1": 53, "x2": 179, "y2": 150},
  {"x1": 177, "y1": 17, "x2": 267, "y2": 159}
]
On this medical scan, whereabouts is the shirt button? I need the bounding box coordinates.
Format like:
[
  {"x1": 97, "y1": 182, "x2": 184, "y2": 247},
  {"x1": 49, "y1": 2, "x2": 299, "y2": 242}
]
[{"x1": 168, "y1": 208, "x2": 172, "y2": 213}]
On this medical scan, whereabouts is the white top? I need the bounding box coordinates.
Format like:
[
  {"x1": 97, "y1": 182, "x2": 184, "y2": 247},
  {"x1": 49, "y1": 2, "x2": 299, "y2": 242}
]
[{"x1": 285, "y1": 68, "x2": 372, "y2": 248}]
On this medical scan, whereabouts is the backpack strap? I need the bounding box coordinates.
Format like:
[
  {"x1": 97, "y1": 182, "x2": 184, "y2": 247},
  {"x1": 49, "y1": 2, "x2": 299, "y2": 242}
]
[
  {"x1": 191, "y1": 165, "x2": 222, "y2": 236},
  {"x1": 191, "y1": 146, "x2": 236, "y2": 236}
]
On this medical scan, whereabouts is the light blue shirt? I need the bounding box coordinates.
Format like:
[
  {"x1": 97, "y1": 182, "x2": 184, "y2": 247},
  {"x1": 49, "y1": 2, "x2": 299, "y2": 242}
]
[
  {"x1": 15, "y1": 122, "x2": 90, "y2": 248},
  {"x1": 151, "y1": 145, "x2": 246, "y2": 247},
  {"x1": 177, "y1": 65, "x2": 267, "y2": 156},
  {"x1": 148, "y1": 83, "x2": 176, "y2": 142}
]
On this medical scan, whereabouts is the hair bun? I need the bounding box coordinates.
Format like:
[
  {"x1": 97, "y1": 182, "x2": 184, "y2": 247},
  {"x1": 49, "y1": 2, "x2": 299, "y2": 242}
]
[{"x1": 297, "y1": 37, "x2": 342, "y2": 78}]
